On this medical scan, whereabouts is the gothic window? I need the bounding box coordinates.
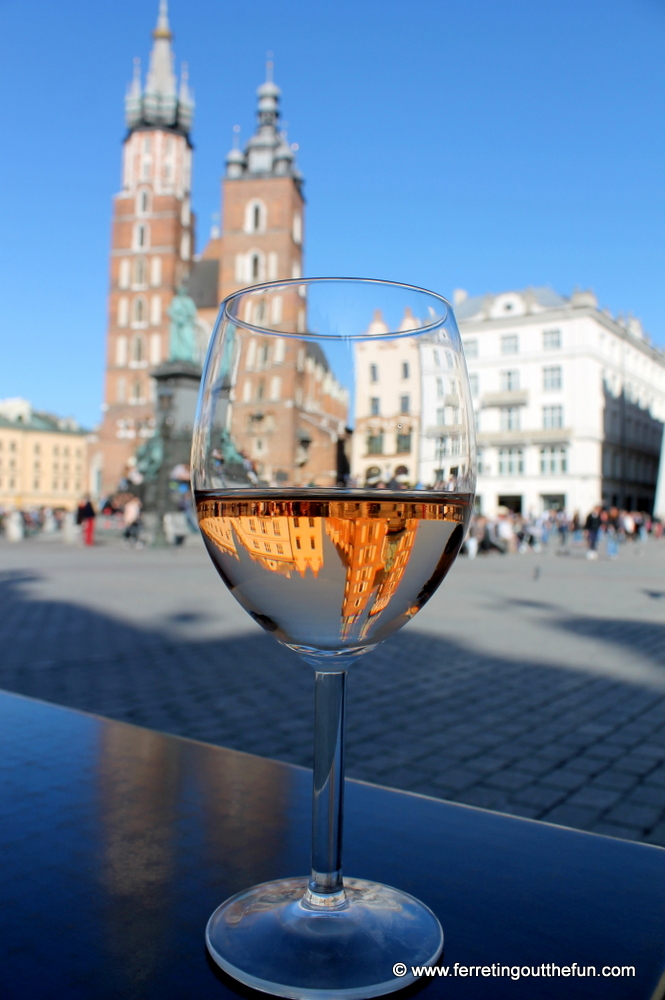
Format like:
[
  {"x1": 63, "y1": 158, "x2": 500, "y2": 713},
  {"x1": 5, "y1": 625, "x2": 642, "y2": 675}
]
[
  {"x1": 132, "y1": 335, "x2": 144, "y2": 363},
  {"x1": 268, "y1": 251, "x2": 278, "y2": 280},
  {"x1": 137, "y1": 189, "x2": 151, "y2": 215},
  {"x1": 133, "y1": 298, "x2": 146, "y2": 324},
  {"x1": 117, "y1": 377, "x2": 126, "y2": 403},
  {"x1": 251, "y1": 254, "x2": 260, "y2": 280},
  {"x1": 150, "y1": 257, "x2": 161, "y2": 286},
  {"x1": 132, "y1": 380, "x2": 143, "y2": 403},
  {"x1": 134, "y1": 257, "x2": 146, "y2": 285},
  {"x1": 117, "y1": 297, "x2": 129, "y2": 327},
  {"x1": 180, "y1": 232, "x2": 191, "y2": 261},
  {"x1": 149, "y1": 334, "x2": 161, "y2": 365},
  {"x1": 292, "y1": 213, "x2": 302, "y2": 245},
  {"x1": 119, "y1": 259, "x2": 130, "y2": 289},
  {"x1": 244, "y1": 199, "x2": 267, "y2": 234},
  {"x1": 134, "y1": 223, "x2": 149, "y2": 249},
  {"x1": 150, "y1": 295, "x2": 161, "y2": 325},
  {"x1": 116, "y1": 336, "x2": 128, "y2": 366}
]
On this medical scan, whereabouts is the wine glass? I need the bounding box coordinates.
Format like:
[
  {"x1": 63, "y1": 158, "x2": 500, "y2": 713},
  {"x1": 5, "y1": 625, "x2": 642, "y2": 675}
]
[{"x1": 191, "y1": 278, "x2": 476, "y2": 999}]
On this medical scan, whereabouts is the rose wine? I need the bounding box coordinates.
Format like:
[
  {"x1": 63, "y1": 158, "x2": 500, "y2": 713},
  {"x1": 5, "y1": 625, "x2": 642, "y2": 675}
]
[{"x1": 196, "y1": 491, "x2": 472, "y2": 657}]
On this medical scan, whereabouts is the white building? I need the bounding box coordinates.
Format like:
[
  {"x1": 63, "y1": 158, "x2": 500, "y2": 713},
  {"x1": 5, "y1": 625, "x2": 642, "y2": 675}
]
[{"x1": 455, "y1": 286, "x2": 665, "y2": 518}]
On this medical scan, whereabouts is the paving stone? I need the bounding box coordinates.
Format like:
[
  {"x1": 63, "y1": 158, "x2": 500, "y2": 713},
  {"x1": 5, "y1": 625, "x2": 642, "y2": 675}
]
[
  {"x1": 566, "y1": 786, "x2": 623, "y2": 810},
  {"x1": 540, "y1": 769, "x2": 588, "y2": 791},
  {"x1": 590, "y1": 771, "x2": 637, "y2": 792}
]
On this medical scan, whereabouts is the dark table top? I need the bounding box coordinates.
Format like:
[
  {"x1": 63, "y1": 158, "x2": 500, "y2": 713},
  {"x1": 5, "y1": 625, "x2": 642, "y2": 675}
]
[{"x1": 1, "y1": 690, "x2": 665, "y2": 1000}]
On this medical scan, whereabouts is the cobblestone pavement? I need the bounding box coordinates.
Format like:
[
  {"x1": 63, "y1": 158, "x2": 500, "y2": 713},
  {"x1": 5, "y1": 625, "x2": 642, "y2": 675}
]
[{"x1": 1, "y1": 532, "x2": 665, "y2": 845}]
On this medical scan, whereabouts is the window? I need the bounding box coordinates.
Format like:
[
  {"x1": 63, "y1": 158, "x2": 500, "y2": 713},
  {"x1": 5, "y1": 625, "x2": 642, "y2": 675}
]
[
  {"x1": 257, "y1": 381, "x2": 265, "y2": 401},
  {"x1": 543, "y1": 328, "x2": 561, "y2": 350},
  {"x1": 150, "y1": 257, "x2": 161, "y2": 287},
  {"x1": 433, "y1": 349, "x2": 441, "y2": 366},
  {"x1": 543, "y1": 405, "x2": 564, "y2": 429},
  {"x1": 133, "y1": 298, "x2": 146, "y2": 324},
  {"x1": 242, "y1": 381, "x2": 252, "y2": 402},
  {"x1": 436, "y1": 407, "x2": 446, "y2": 426},
  {"x1": 370, "y1": 364, "x2": 378, "y2": 382},
  {"x1": 251, "y1": 254, "x2": 260, "y2": 280},
  {"x1": 367, "y1": 432, "x2": 384, "y2": 455},
  {"x1": 117, "y1": 297, "x2": 129, "y2": 327},
  {"x1": 500, "y1": 370, "x2": 520, "y2": 391},
  {"x1": 402, "y1": 362, "x2": 410, "y2": 379},
  {"x1": 134, "y1": 257, "x2": 146, "y2": 285},
  {"x1": 436, "y1": 377, "x2": 444, "y2": 398},
  {"x1": 137, "y1": 189, "x2": 150, "y2": 214},
  {"x1": 396, "y1": 430, "x2": 412, "y2": 453},
  {"x1": 116, "y1": 336, "x2": 128, "y2": 366},
  {"x1": 269, "y1": 377, "x2": 281, "y2": 401},
  {"x1": 370, "y1": 397, "x2": 380, "y2": 416},
  {"x1": 400, "y1": 394, "x2": 410, "y2": 415},
  {"x1": 501, "y1": 335, "x2": 519, "y2": 355},
  {"x1": 500, "y1": 407, "x2": 520, "y2": 431},
  {"x1": 267, "y1": 251, "x2": 278, "y2": 280},
  {"x1": 293, "y1": 214, "x2": 302, "y2": 244},
  {"x1": 119, "y1": 259, "x2": 130, "y2": 289},
  {"x1": 469, "y1": 373, "x2": 479, "y2": 397},
  {"x1": 134, "y1": 223, "x2": 149, "y2": 249},
  {"x1": 273, "y1": 336, "x2": 285, "y2": 363},
  {"x1": 150, "y1": 295, "x2": 161, "y2": 325},
  {"x1": 132, "y1": 335, "x2": 144, "y2": 363},
  {"x1": 463, "y1": 339, "x2": 478, "y2": 359},
  {"x1": 149, "y1": 333, "x2": 161, "y2": 365},
  {"x1": 116, "y1": 377, "x2": 126, "y2": 403},
  {"x1": 540, "y1": 445, "x2": 568, "y2": 474},
  {"x1": 498, "y1": 448, "x2": 524, "y2": 475},
  {"x1": 132, "y1": 380, "x2": 142, "y2": 403},
  {"x1": 543, "y1": 366, "x2": 562, "y2": 390}
]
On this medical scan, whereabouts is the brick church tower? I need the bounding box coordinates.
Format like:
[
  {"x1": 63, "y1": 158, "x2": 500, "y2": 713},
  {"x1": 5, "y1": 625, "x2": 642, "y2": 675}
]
[{"x1": 96, "y1": 1, "x2": 195, "y2": 495}]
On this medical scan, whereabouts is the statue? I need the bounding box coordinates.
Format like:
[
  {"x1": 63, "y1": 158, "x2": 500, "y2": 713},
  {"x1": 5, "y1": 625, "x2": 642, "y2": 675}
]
[{"x1": 168, "y1": 286, "x2": 199, "y2": 364}]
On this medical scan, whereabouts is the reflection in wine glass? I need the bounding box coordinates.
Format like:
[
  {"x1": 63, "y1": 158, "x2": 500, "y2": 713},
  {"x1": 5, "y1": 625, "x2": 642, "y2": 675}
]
[{"x1": 192, "y1": 278, "x2": 476, "y2": 999}]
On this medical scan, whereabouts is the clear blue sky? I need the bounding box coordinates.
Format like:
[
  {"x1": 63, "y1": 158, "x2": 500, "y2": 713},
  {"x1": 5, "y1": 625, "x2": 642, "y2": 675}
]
[{"x1": 0, "y1": 0, "x2": 663, "y2": 427}]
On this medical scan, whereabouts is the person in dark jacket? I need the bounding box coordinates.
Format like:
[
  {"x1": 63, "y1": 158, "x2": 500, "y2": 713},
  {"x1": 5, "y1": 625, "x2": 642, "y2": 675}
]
[{"x1": 76, "y1": 496, "x2": 96, "y2": 546}]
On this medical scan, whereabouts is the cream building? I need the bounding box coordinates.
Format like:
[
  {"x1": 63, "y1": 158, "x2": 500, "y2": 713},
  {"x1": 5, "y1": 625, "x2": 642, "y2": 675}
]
[
  {"x1": 0, "y1": 399, "x2": 89, "y2": 512},
  {"x1": 453, "y1": 287, "x2": 665, "y2": 518}
]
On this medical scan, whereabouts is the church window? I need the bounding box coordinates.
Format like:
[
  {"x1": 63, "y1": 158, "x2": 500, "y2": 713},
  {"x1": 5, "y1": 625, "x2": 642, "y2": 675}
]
[
  {"x1": 273, "y1": 336, "x2": 285, "y2": 363},
  {"x1": 134, "y1": 223, "x2": 149, "y2": 249},
  {"x1": 268, "y1": 251, "x2": 278, "y2": 280},
  {"x1": 292, "y1": 213, "x2": 302, "y2": 245},
  {"x1": 134, "y1": 257, "x2": 146, "y2": 285},
  {"x1": 150, "y1": 334, "x2": 161, "y2": 365},
  {"x1": 150, "y1": 295, "x2": 161, "y2": 325},
  {"x1": 257, "y1": 380, "x2": 265, "y2": 401},
  {"x1": 132, "y1": 335, "x2": 144, "y2": 363},
  {"x1": 244, "y1": 199, "x2": 267, "y2": 234},
  {"x1": 251, "y1": 254, "x2": 260, "y2": 280},
  {"x1": 181, "y1": 199, "x2": 191, "y2": 225},
  {"x1": 180, "y1": 232, "x2": 191, "y2": 261},
  {"x1": 133, "y1": 298, "x2": 146, "y2": 324},
  {"x1": 132, "y1": 380, "x2": 143, "y2": 403},
  {"x1": 116, "y1": 336, "x2": 128, "y2": 366},
  {"x1": 271, "y1": 296, "x2": 283, "y2": 325},
  {"x1": 117, "y1": 378, "x2": 126, "y2": 403},
  {"x1": 270, "y1": 377, "x2": 281, "y2": 401},
  {"x1": 235, "y1": 255, "x2": 245, "y2": 282},
  {"x1": 291, "y1": 260, "x2": 302, "y2": 280},
  {"x1": 119, "y1": 259, "x2": 130, "y2": 289},
  {"x1": 297, "y1": 309, "x2": 305, "y2": 333},
  {"x1": 117, "y1": 297, "x2": 129, "y2": 327},
  {"x1": 137, "y1": 189, "x2": 151, "y2": 215},
  {"x1": 150, "y1": 257, "x2": 161, "y2": 287}
]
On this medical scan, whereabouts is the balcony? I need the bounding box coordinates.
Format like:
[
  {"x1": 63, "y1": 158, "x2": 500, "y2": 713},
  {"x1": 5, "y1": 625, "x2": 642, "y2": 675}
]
[
  {"x1": 481, "y1": 390, "x2": 529, "y2": 408},
  {"x1": 476, "y1": 427, "x2": 572, "y2": 447}
]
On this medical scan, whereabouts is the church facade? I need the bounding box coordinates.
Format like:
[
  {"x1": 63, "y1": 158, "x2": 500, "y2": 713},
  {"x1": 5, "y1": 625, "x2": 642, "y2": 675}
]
[{"x1": 93, "y1": 1, "x2": 307, "y2": 495}]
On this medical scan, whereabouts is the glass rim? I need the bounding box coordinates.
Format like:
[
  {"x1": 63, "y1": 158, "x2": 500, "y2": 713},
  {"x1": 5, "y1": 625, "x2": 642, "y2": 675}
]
[{"x1": 221, "y1": 276, "x2": 451, "y2": 341}]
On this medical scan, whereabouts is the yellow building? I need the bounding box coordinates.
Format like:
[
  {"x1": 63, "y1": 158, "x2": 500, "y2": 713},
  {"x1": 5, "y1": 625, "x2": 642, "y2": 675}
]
[{"x1": 0, "y1": 399, "x2": 89, "y2": 511}]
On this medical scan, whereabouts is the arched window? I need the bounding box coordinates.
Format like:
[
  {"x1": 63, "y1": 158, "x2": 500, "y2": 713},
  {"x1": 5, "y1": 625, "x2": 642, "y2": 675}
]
[
  {"x1": 134, "y1": 223, "x2": 149, "y2": 249},
  {"x1": 132, "y1": 380, "x2": 143, "y2": 403},
  {"x1": 292, "y1": 213, "x2": 302, "y2": 245},
  {"x1": 119, "y1": 259, "x2": 130, "y2": 289},
  {"x1": 117, "y1": 297, "x2": 129, "y2": 327},
  {"x1": 133, "y1": 297, "x2": 146, "y2": 324},
  {"x1": 244, "y1": 199, "x2": 267, "y2": 234},
  {"x1": 132, "y1": 335, "x2": 144, "y2": 363},
  {"x1": 180, "y1": 232, "x2": 191, "y2": 261},
  {"x1": 134, "y1": 256, "x2": 146, "y2": 285},
  {"x1": 251, "y1": 254, "x2": 260, "y2": 280},
  {"x1": 150, "y1": 257, "x2": 161, "y2": 286},
  {"x1": 116, "y1": 335, "x2": 128, "y2": 366},
  {"x1": 136, "y1": 189, "x2": 151, "y2": 215},
  {"x1": 150, "y1": 295, "x2": 161, "y2": 325}
]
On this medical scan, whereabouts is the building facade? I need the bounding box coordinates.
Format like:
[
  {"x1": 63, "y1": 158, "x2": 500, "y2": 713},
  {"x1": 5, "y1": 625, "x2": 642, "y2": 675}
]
[
  {"x1": 455, "y1": 287, "x2": 665, "y2": 517},
  {"x1": 0, "y1": 398, "x2": 89, "y2": 511}
]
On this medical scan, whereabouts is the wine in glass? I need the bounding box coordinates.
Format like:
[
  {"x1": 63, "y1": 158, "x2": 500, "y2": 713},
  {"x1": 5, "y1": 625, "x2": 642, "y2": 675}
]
[{"x1": 191, "y1": 278, "x2": 476, "y2": 999}]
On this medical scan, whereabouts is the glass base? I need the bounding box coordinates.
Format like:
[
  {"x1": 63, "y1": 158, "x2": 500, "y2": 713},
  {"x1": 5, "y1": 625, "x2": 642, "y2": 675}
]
[{"x1": 206, "y1": 876, "x2": 443, "y2": 1000}]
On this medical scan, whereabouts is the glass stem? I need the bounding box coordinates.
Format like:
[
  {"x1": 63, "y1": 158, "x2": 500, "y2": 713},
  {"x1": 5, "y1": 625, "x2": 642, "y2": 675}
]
[{"x1": 307, "y1": 669, "x2": 347, "y2": 907}]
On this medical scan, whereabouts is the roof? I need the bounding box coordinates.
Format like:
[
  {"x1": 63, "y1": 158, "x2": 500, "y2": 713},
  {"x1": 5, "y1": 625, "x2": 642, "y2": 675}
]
[
  {"x1": 188, "y1": 259, "x2": 220, "y2": 309},
  {"x1": 455, "y1": 286, "x2": 568, "y2": 321},
  {"x1": 0, "y1": 411, "x2": 87, "y2": 435},
  {"x1": 305, "y1": 341, "x2": 330, "y2": 373}
]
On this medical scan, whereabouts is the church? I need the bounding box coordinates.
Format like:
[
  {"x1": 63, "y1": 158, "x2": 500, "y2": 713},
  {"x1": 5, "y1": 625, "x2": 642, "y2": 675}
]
[{"x1": 93, "y1": 0, "x2": 306, "y2": 495}]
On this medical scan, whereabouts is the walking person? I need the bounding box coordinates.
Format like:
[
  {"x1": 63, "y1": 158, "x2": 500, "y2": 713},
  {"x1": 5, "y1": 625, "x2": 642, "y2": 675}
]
[
  {"x1": 76, "y1": 496, "x2": 97, "y2": 547},
  {"x1": 584, "y1": 505, "x2": 602, "y2": 560}
]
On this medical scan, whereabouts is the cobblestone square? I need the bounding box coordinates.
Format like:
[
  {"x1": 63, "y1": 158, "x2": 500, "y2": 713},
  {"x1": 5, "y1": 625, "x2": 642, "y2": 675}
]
[{"x1": 1, "y1": 533, "x2": 664, "y2": 845}]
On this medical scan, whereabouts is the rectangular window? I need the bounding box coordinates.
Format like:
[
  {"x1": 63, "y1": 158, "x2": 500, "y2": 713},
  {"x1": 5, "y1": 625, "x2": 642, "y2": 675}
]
[
  {"x1": 500, "y1": 407, "x2": 520, "y2": 431},
  {"x1": 396, "y1": 431, "x2": 412, "y2": 453},
  {"x1": 463, "y1": 339, "x2": 478, "y2": 359},
  {"x1": 436, "y1": 377, "x2": 444, "y2": 398},
  {"x1": 498, "y1": 447, "x2": 524, "y2": 475},
  {"x1": 367, "y1": 432, "x2": 384, "y2": 455},
  {"x1": 242, "y1": 381, "x2": 252, "y2": 402},
  {"x1": 400, "y1": 394, "x2": 410, "y2": 415},
  {"x1": 433, "y1": 349, "x2": 441, "y2": 366},
  {"x1": 543, "y1": 328, "x2": 561, "y2": 350},
  {"x1": 270, "y1": 377, "x2": 282, "y2": 401},
  {"x1": 402, "y1": 361, "x2": 410, "y2": 379},
  {"x1": 436, "y1": 407, "x2": 446, "y2": 426},
  {"x1": 370, "y1": 364, "x2": 379, "y2": 383},
  {"x1": 469, "y1": 373, "x2": 479, "y2": 397},
  {"x1": 273, "y1": 336, "x2": 285, "y2": 363},
  {"x1": 370, "y1": 397, "x2": 380, "y2": 416},
  {"x1": 501, "y1": 335, "x2": 519, "y2": 354},
  {"x1": 500, "y1": 370, "x2": 519, "y2": 391},
  {"x1": 540, "y1": 445, "x2": 568, "y2": 474},
  {"x1": 543, "y1": 366, "x2": 562, "y2": 390},
  {"x1": 543, "y1": 405, "x2": 564, "y2": 429}
]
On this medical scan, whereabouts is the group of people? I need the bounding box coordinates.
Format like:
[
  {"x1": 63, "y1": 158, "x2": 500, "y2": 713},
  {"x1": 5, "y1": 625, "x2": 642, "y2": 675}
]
[{"x1": 464, "y1": 506, "x2": 661, "y2": 559}]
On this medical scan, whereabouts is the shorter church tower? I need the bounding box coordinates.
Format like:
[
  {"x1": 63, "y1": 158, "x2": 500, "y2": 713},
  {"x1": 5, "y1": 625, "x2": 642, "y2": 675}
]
[{"x1": 97, "y1": 0, "x2": 195, "y2": 494}]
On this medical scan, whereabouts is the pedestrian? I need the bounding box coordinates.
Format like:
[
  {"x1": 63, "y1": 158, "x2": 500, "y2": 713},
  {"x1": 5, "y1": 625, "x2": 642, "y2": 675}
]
[
  {"x1": 123, "y1": 496, "x2": 143, "y2": 547},
  {"x1": 584, "y1": 505, "x2": 602, "y2": 560},
  {"x1": 76, "y1": 496, "x2": 97, "y2": 546}
]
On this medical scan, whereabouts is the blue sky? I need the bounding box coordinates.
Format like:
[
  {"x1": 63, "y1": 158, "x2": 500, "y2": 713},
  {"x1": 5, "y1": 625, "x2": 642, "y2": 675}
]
[{"x1": 0, "y1": 0, "x2": 663, "y2": 427}]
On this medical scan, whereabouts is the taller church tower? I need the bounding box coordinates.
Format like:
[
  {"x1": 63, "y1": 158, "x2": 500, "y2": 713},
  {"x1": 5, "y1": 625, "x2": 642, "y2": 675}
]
[{"x1": 96, "y1": 1, "x2": 195, "y2": 494}]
